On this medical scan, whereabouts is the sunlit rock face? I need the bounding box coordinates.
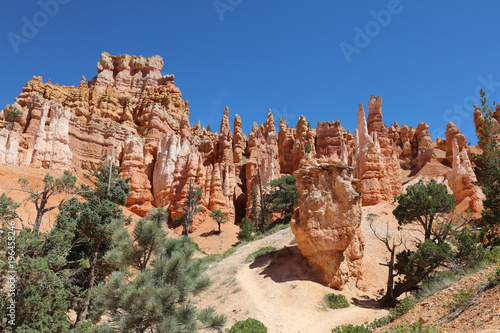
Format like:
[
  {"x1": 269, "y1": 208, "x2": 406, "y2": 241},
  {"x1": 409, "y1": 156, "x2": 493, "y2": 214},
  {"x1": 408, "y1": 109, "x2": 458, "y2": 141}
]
[
  {"x1": 354, "y1": 97, "x2": 402, "y2": 206},
  {"x1": 448, "y1": 139, "x2": 484, "y2": 213},
  {"x1": 278, "y1": 116, "x2": 316, "y2": 174},
  {"x1": 1, "y1": 52, "x2": 214, "y2": 217},
  {"x1": 291, "y1": 155, "x2": 364, "y2": 290}
]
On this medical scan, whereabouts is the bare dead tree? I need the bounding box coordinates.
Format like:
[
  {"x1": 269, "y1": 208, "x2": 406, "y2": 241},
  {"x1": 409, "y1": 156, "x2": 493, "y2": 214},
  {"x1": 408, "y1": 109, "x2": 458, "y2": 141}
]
[
  {"x1": 14, "y1": 171, "x2": 77, "y2": 238},
  {"x1": 368, "y1": 213, "x2": 406, "y2": 306}
]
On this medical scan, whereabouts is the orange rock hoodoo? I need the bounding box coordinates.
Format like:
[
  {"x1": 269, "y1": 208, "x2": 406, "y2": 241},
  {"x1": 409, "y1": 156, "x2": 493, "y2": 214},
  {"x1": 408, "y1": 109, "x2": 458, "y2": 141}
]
[{"x1": 291, "y1": 155, "x2": 364, "y2": 289}]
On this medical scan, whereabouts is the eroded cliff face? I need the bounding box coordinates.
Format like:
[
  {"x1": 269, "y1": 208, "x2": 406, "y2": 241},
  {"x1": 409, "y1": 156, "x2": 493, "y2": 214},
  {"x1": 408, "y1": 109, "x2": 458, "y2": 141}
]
[
  {"x1": 0, "y1": 52, "x2": 486, "y2": 227},
  {"x1": 354, "y1": 97, "x2": 402, "y2": 206},
  {"x1": 290, "y1": 155, "x2": 364, "y2": 289},
  {"x1": 316, "y1": 120, "x2": 352, "y2": 165},
  {"x1": 448, "y1": 139, "x2": 484, "y2": 213},
  {"x1": 0, "y1": 52, "x2": 230, "y2": 219},
  {"x1": 278, "y1": 116, "x2": 316, "y2": 174},
  {"x1": 246, "y1": 110, "x2": 280, "y2": 217}
]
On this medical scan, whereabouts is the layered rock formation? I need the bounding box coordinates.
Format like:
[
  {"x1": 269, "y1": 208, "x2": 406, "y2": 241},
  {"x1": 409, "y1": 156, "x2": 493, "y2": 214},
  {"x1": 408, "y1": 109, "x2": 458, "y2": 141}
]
[
  {"x1": 120, "y1": 135, "x2": 154, "y2": 216},
  {"x1": 1, "y1": 52, "x2": 211, "y2": 217},
  {"x1": 290, "y1": 155, "x2": 364, "y2": 289},
  {"x1": 354, "y1": 97, "x2": 402, "y2": 206},
  {"x1": 316, "y1": 120, "x2": 352, "y2": 165},
  {"x1": 366, "y1": 96, "x2": 402, "y2": 198},
  {"x1": 412, "y1": 122, "x2": 434, "y2": 171},
  {"x1": 436, "y1": 122, "x2": 467, "y2": 162},
  {"x1": 448, "y1": 139, "x2": 483, "y2": 213},
  {"x1": 0, "y1": 128, "x2": 19, "y2": 165},
  {"x1": 278, "y1": 116, "x2": 316, "y2": 174},
  {"x1": 1, "y1": 51, "x2": 486, "y2": 230},
  {"x1": 246, "y1": 110, "x2": 280, "y2": 216}
]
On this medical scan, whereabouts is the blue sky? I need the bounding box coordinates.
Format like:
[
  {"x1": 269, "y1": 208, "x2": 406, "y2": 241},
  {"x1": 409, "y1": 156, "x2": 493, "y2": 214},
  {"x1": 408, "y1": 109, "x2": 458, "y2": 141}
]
[{"x1": 2, "y1": 0, "x2": 499, "y2": 144}]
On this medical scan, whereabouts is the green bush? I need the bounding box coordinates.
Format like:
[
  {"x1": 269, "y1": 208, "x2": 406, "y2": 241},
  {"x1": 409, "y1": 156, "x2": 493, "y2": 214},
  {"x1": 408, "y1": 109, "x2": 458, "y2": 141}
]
[
  {"x1": 305, "y1": 143, "x2": 312, "y2": 154},
  {"x1": 442, "y1": 288, "x2": 474, "y2": 309},
  {"x1": 332, "y1": 324, "x2": 371, "y2": 333},
  {"x1": 229, "y1": 318, "x2": 267, "y2": 333},
  {"x1": 237, "y1": 216, "x2": 255, "y2": 241},
  {"x1": 484, "y1": 246, "x2": 500, "y2": 264},
  {"x1": 384, "y1": 320, "x2": 443, "y2": 332},
  {"x1": 388, "y1": 297, "x2": 415, "y2": 320},
  {"x1": 324, "y1": 293, "x2": 350, "y2": 309},
  {"x1": 452, "y1": 288, "x2": 474, "y2": 306},
  {"x1": 4, "y1": 107, "x2": 23, "y2": 130},
  {"x1": 367, "y1": 316, "x2": 391, "y2": 330},
  {"x1": 201, "y1": 247, "x2": 237, "y2": 265},
  {"x1": 244, "y1": 246, "x2": 276, "y2": 263}
]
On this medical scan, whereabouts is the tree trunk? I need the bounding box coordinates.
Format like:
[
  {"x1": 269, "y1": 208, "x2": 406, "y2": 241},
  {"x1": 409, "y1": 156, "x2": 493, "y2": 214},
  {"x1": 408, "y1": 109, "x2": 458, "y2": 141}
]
[
  {"x1": 33, "y1": 196, "x2": 47, "y2": 238},
  {"x1": 75, "y1": 240, "x2": 101, "y2": 325},
  {"x1": 378, "y1": 249, "x2": 396, "y2": 306}
]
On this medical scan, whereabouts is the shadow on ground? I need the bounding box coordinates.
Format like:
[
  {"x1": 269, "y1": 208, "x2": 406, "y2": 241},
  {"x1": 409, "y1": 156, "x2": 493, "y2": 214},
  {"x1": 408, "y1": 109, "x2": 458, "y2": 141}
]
[
  {"x1": 200, "y1": 230, "x2": 221, "y2": 237},
  {"x1": 351, "y1": 297, "x2": 381, "y2": 309},
  {"x1": 249, "y1": 245, "x2": 325, "y2": 285}
]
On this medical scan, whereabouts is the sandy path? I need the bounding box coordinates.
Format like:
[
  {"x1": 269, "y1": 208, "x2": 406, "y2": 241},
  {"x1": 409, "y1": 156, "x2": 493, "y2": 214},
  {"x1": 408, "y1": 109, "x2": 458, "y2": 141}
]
[
  {"x1": 237, "y1": 257, "x2": 387, "y2": 333},
  {"x1": 196, "y1": 225, "x2": 392, "y2": 333}
]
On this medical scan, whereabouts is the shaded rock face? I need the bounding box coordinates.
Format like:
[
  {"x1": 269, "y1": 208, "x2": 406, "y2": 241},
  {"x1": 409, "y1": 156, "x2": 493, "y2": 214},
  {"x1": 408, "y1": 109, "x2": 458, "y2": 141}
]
[
  {"x1": 232, "y1": 114, "x2": 247, "y2": 164},
  {"x1": 366, "y1": 96, "x2": 402, "y2": 199},
  {"x1": 291, "y1": 155, "x2": 364, "y2": 289}
]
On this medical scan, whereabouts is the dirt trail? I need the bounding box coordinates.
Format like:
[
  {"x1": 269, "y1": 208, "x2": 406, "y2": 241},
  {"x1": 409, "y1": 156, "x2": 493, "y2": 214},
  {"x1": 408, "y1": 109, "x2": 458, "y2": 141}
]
[{"x1": 196, "y1": 224, "x2": 392, "y2": 333}]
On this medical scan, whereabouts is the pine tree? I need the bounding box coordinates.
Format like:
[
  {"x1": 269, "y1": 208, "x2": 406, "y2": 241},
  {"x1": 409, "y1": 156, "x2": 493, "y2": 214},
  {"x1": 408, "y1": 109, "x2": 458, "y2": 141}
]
[
  {"x1": 393, "y1": 179, "x2": 455, "y2": 241},
  {"x1": 58, "y1": 157, "x2": 130, "y2": 326},
  {"x1": 209, "y1": 208, "x2": 228, "y2": 234},
  {"x1": 474, "y1": 89, "x2": 500, "y2": 245},
  {"x1": 0, "y1": 194, "x2": 79, "y2": 332},
  {"x1": 250, "y1": 185, "x2": 259, "y2": 230},
  {"x1": 4, "y1": 106, "x2": 23, "y2": 130},
  {"x1": 266, "y1": 175, "x2": 299, "y2": 225},
  {"x1": 93, "y1": 208, "x2": 226, "y2": 332},
  {"x1": 386, "y1": 179, "x2": 457, "y2": 304},
  {"x1": 237, "y1": 216, "x2": 255, "y2": 241},
  {"x1": 304, "y1": 143, "x2": 312, "y2": 154}
]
